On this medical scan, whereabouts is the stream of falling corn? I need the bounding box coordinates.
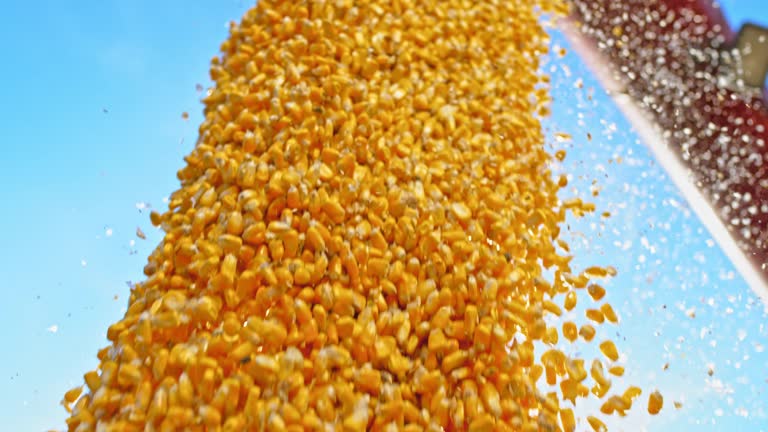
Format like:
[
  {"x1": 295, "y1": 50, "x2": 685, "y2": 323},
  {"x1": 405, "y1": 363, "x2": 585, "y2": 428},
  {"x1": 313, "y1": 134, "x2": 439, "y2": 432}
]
[{"x1": 61, "y1": 1, "x2": 658, "y2": 431}]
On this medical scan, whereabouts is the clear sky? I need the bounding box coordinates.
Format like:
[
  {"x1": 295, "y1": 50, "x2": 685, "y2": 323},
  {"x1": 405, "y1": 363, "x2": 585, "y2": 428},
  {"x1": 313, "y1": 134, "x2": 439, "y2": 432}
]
[{"x1": 0, "y1": 1, "x2": 766, "y2": 431}]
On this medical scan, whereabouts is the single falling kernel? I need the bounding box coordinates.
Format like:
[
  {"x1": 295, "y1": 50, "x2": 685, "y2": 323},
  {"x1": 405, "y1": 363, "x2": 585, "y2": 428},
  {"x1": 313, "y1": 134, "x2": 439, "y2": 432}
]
[
  {"x1": 181, "y1": 111, "x2": 189, "y2": 120},
  {"x1": 562, "y1": 321, "x2": 578, "y2": 342},
  {"x1": 555, "y1": 149, "x2": 567, "y2": 161},
  {"x1": 564, "y1": 290, "x2": 577, "y2": 311},
  {"x1": 600, "y1": 303, "x2": 618, "y2": 324},
  {"x1": 600, "y1": 340, "x2": 620, "y2": 362},
  {"x1": 648, "y1": 390, "x2": 664, "y2": 415},
  {"x1": 59, "y1": 0, "x2": 638, "y2": 430},
  {"x1": 584, "y1": 266, "x2": 611, "y2": 278},
  {"x1": 608, "y1": 365, "x2": 625, "y2": 377},
  {"x1": 580, "y1": 324, "x2": 597, "y2": 342},
  {"x1": 623, "y1": 386, "x2": 642, "y2": 402},
  {"x1": 587, "y1": 415, "x2": 607, "y2": 432},
  {"x1": 560, "y1": 408, "x2": 576, "y2": 432},
  {"x1": 61, "y1": 386, "x2": 83, "y2": 412},
  {"x1": 587, "y1": 283, "x2": 606, "y2": 301},
  {"x1": 586, "y1": 308, "x2": 605, "y2": 324}
]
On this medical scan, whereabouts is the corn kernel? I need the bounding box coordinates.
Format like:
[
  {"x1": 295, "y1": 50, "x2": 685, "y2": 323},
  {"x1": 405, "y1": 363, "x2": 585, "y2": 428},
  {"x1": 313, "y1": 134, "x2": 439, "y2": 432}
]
[
  {"x1": 587, "y1": 415, "x2": 607, "y2": 432},
  {"x1": 599, "y1": 340, "x2": 619, "y2": 362},
  {"x1": 600, "y1": 303, "x2": 618, "y2": 324},
  {"x1": 623, "y1": 386, "x2": 642, "y2": 401},
  {"x1": 467, "y1": 414, "x2": 495, "y2": 432},
  {"x1": 586, "y1": 308, "x2": 605, "y2": 324},
  {"x1": 83, "y1": 371, "x2": 101, "y2": 393},
  {"x1": 562, "y1": 321, "x2": 578, "y2": 342},
  {"x1": 560, "y1": 408, "x2": 575, "y2": 432},
  {"x1": 580, "y1": 324, "x2": 596, "y2": 342},
  {"x1": 64, "y1": 386, "x2": 83, "y2": 404},
  {"x1": 608, "y1": 365, "x2": 625, "y2": 377},
  {"x1": 587, "y1": 283, "x2": 606, "y2": 301},
  {"x1": 648, "y1": 390, "x2": 663, "y2": 415},
  {"x1": 563, "y1": 291, "x2": 577, "y2": 311}
]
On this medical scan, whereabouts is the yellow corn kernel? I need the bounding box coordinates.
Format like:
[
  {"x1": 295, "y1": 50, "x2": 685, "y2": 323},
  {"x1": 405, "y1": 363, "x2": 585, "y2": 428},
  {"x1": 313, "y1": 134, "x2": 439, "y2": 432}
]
[
  {"x1": 199, "y1": 405, "x2": 222, "y2": 427},
  {"x1": 587, "y1": 283, "x2": 606, "y2": 301},
  {"x1": 599, "y1": 340, "x2": 619, "y2": 362},
  {"x1": 623, "y1": 386, "x2": 642, "y2": 401},
  {"x1": 322, "y1": 200, "x2": 346, "y2": 224},
  {"x1": 566, "y1": 359, "x2": 588, "y2": 382},
  {"x1": 282, "y1": 229, "x2": 300, "y2": 259},
  {"x1": 467, "y1": 414, "x2": 495, "y2": 432},
  {"x1": 564, "y1": 291, "x2": 577, "y2": 311},
  {"x1": 480, "y1": 381, "x2": 502, "y2": 416},
  {"x1": 544, "y1": 326, "x2": 559, "y2": 344},
  {"x1": 584, "y1": 266, "x2": 609, "y2": 278},
  {"x1": 648, "y1": 390, "x2": 663, "y2": 415},
  {"x1": 441, "y1": 350, "x2": 468, "y2": 373},
  {"x1": 543, "y1": 300, "x2": 562, "y2": 316},
  {"x1": 451, "y1": 202, "x2": 472, "y2": 223},
  {"x1": 218, "y1": 234, "x2": 243, "y2": 254},
  {"x1": 242, "y1": 222, "x2": 266, "y2": 246},
  {"x1": 367, "y1": 257, "x2": 389, "y2": 278},
  {"x1": 562, "y1": 321, "x2": 578, "y2": 342},
  {"x1": 474, "y1": 323, "x2": 492, "y2": 349},
  {"x1": 591, "y1": 360, "x2": 610, "y2": 387},
  {"x1": 586, "y1": 308, "x2": 605, "y2": 324},
  {"x1": 64, "y1": 386, "x2": 83, "y2": 404},
  {"x1": 579, "y1": 324, "x2": 596, "y2": 342},
  {"x1": 600, "y1": 303, "x2": 618, "y2": 324},
  {"x1": 167, "y1": 405, "x2": 194, "y2": 427},
  {"x1": 83, "y1": 371, "x2": 101, "y2": 393},
  {"x1": 148, "y1": 387, "x2": 168, "y2": 421},
  {"x1": 587, "y1": 416, "x2": 607, "y2": 432},
  {"x1": 306, "y1": 226, "x2": 326, "y2": 252},
  {"x1": 608, "y1": 365, "x2": 625, "y2": 377},
  {"x1": 117, "y1": 363, "x2": 142, "y2": 388},
  {"x1": 336, "y1": 316, "x2": 355, "y2": 339},
  {"x1": 178, "y1": 372, "x2": 194, "y2": 406},
  {"x1": 602, "y1": 395, "x2": 630, "y2": 416},
  {"x1": 560, "y1": 408, "x2": 575, "y2": 432}
]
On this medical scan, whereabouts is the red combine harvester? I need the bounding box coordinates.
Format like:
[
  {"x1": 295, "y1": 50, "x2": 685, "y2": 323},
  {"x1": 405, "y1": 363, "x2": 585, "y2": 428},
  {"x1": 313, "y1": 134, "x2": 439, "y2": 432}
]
[{"x1": 561, "y1": 0, "x2": 768, "y2": 302}]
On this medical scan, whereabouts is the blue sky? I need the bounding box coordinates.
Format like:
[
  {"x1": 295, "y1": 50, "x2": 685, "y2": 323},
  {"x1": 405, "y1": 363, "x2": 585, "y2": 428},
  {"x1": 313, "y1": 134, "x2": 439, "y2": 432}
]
[{"x1": 0, "y1": 1, "x2": 766, "y2": 431}]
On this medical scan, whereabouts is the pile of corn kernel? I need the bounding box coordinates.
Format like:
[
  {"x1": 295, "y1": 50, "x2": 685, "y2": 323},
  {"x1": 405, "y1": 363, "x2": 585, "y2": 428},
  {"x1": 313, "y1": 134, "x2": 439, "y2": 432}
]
[{"x1": 61, "y1": 0, "x2": 662, "y2": 431}]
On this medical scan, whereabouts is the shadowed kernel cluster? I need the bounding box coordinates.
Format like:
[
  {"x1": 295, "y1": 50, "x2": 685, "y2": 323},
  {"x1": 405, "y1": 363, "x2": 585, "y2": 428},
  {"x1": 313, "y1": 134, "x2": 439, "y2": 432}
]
[{"x1": 61, "y1": 0, "x2": 655, "y2": 431}]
